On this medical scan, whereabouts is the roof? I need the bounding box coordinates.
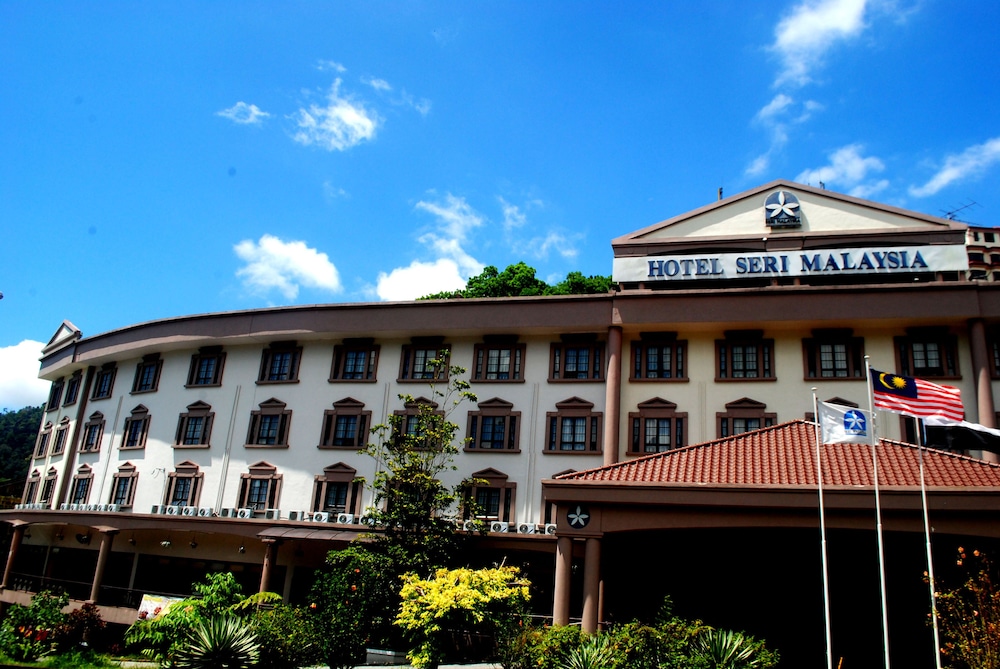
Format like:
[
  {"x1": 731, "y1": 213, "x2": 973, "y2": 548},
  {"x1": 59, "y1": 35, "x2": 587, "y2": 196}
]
[{"x1": 555, "y1": 420, "x2": 1000, "y2": 489}]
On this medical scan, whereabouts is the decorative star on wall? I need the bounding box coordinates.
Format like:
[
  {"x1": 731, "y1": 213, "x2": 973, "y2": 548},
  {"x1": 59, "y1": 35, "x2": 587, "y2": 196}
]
[
  {"x1": 567, "y1": 505, "x2": 590, "y2": 528},
  {"x1": 766, "y1": 191, "x2": 800, "y2": 219}
]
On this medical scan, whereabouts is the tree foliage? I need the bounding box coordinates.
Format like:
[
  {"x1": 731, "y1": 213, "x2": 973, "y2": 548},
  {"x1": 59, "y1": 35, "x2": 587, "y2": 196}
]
[
  {"x1": 421, "y1": 263, "x2": 614, "y2": 300},
  {"x1": 0, "y1": 405, "x2": 43, "y2": 488},
  {"x1": 933, "y1": 547, "x2": 1000, "y2": 669},
  {"x1": 0, "y1": 589, "x2": 68, "y2": 662},
  {"x1": 396, "y1": 565, "x2": 531, "y2": 668}
]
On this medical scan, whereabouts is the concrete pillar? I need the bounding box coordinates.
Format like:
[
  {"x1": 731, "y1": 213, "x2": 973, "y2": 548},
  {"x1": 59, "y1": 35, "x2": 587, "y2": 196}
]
[
  {"x1": 582, "y1": 537, "x2": 601, "y2": 633},
  {"x1": 89, "y1": 530, "x2": 118, "y2": 603},
  {"x1": 1, "y1": 524, "x2": 26, "y2": 590},
  {"x1": 259, "y1": 539, "x2": 279, "y2": 593},
  {"x1": 603, "y1": 325, "x2": 623, "y2": 467},
  {"x1": 969, "y1": 319, "x2": 998, "y2": 462},
  {"x1": 552, "y1": 536, "x2": 573, "y2": 625}
]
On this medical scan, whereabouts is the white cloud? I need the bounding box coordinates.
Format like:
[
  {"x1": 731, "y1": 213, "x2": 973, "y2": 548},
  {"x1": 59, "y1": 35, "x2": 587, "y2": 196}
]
[
  {"x1": 217, "y1": 101, "x2": 271, "y2": 125},
  {"x1": 909, "y1": 137, "x2": 1000, "y2": 197},
  {"x1": 414, "y1": 194, "x2": 484, "y2": 274},
  {"x1": 317, "y1": 60, "x2": 347, "y2": 73},
  {"x1": 234, "y1": 234, "x2": 342, "y2": 300},
  {"x1": 499, "y1": 197, "x2": 527, "y2": 231},
  {"x1": 795, "y1": 144, "x2": 885, "y2": 194},
  {"x1": 292, "y1": 79, "x2": 379, "y2": 151},
  {"x1": 323, "y1": 181, "x2": 348, "y2": 201},
  {"x1": 745, "y1": 153, "x2": 771, "y2": 177},
  {"x1": 772, "y1": 0, "x2": 868, "y2": 87},
  {"x1": 375, "y1": 258, "x2": 466, "y2": 301},
  {"x1": 364, "y1": 76, "x2": 392, "y2": 92},
  {"x1": 756, "y1": 94, "x2": 794, "y2": 122},
  {"x1": 0, "y1": 341, "x2": 48, "y2": 411},
  {"x1": 515, "y1": 232, "x2": 579, "y2": 260}
]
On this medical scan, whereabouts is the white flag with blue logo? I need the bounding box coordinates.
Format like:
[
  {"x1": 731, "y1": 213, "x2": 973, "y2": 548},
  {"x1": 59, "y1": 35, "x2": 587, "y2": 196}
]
[{"x1": 819, "y1": 401, "x2": 872, "y2": 444}]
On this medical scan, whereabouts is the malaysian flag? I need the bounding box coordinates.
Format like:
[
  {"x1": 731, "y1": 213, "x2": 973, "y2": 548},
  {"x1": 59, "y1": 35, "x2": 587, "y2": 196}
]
[{"x1": 869, "y1": 369, "x2": 964, "y2": 421}]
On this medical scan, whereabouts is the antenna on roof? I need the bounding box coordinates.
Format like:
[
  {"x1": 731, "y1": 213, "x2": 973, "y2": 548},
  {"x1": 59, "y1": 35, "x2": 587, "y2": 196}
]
[
  {"x1": 718, "y1": 187, "x2": 723, "y2": 201},
  {"x1": 940, "y1": 200, "x2": 979, "y2": 222}
]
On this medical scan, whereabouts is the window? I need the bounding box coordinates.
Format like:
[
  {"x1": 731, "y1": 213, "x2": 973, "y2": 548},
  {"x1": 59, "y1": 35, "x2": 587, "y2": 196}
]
[
  {"x1": 629, "y1": 398, "x2": 687, "y2": 454},
  {"x1": 466, "y1": 398, "x2": 520, "y2": 451},
  {"x1": 187, "y1": 346, "x2": 226, "y2": 386},
  {"x1": 631, "y1": 333, "x2": 688, "y2": 380},
  {"x1": 34, "y1": 423, "x2": 52, "y2": 459},
  {"x1": 175, "y1": 401, "x2": 214, "y2": 448},
  {"x1": 121, "y1": 405, "x2": 151, "y2": 450},
  {"x1": 319, "y1": 398, "x2": 371, "y2": 449},
  {"x1": 312, "y1": 463, "x2": 361, "y2": 515},
  {"x1": 258, "y1": 341, "x2": 302, "y2": 384},
  {"x1": 91, "y1": 364, "x2": 117, "y2": 400},
  {"x1": 545, "y1": 397, "x2": 603, "y2": 453},
  {"x1": 716, "y1": 331, "x2": 775, "y2": 380},
  {"x1": 717, "y1": 398, "x2": 776, "y2": 438},
  {"x1": 465, "y1": 469, "x2": 516, "y2": 523},
  {"x1": 69, "y1": 466, "x2": 93, "y2": 505},
  {"x1": 63, "y1": 372, "x2": 82, "y2": 406},
  {"x1": 46, "y1": 379, "x2": 64, "y2": 412},
  {"x1": 550, "y1": 337, "x2": 603, "y2": 381},
  {"x1": 330, "y1": 340, "x2": 379, "y2": 381},
  {"x1": 131, "y1": 353, "x2": 162, "y2": 393},
  {"x1": 52, "y1": 418, "x2": 70, "y2": 455},
  {"x1": 247, "y1": 398, "x2": 292, "y2": 447},
  {"x1": 803, "y1": 330, "x2": 865, "y2": 379},
  {"x1": 393, "y1": 397, "x2": 443, "y2": 449},
  {"x1": 238, "y1": 462, "x2": 282, "y2": 512},
  {"x1": 896, "y1": 329, "x2": 959, "y2": 378},
  {"x1": 23, "y1": 471, "x2": 40, "y2": 504},
  {"x1": 165, "y1": 461, "x2": 203, "y2": 507},
  {"x1": 472, "y1": 338, "x2": 525, "y2": 382},
  {"x1": 399, "y1": 339, "x2": 449, "y2": 381},
  {"x1": 110, "y1": 463, "x2": 139, "y2": 507},
  {"x1": 80, "y1": 412, "x2": 105, "y2": 453},
  {"x1": 38, "y1": 468, "x2": 58, "y2": 506}
]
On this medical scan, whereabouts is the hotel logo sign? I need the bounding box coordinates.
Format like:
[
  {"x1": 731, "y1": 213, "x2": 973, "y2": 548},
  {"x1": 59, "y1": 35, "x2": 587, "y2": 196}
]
[{"x1": 764, "y1": 190, "x2": 801, "y2": 228}]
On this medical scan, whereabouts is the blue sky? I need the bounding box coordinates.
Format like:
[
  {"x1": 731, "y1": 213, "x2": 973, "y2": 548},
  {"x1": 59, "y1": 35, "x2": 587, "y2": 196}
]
[{"x1": 2, "y1": 0, "x2": 999, "y2": 410}]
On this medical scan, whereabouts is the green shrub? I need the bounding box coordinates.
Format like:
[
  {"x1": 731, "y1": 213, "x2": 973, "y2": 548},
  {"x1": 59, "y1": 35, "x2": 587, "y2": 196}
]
[
  {"x1": 249, "y1": 603, "x2": 323, "y2": 669},
  {"x1": 172, "y1": 615, "x2": 259, "y2": 669},
  {"x1": 0, "y1": 589, "x2": 69, "y2": 662},
  {"x1": 558, "y1": 633, "x2": 616, "y2": 669},
  {"x1": 691, "y1": 629, "x2": 779, "y2": 669},
  {"x1": 503, "y1": 624, "x2": 587, "y2": 669}
]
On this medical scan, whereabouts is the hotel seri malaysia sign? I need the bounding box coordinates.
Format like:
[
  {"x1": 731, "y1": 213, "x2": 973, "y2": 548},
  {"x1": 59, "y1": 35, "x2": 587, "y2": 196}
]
[{"x1": 613, "y1": 190, "x2": 970, "y2": 283}]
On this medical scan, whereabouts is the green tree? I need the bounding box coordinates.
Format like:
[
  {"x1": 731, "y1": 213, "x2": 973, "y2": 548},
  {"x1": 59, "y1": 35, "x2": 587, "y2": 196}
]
[
  {"x1": 0, "y1": 589, "x2": 69, "y2": 662},
  {"x1": 933, "y1": 547, "x2": 1000, "y2": 669},
  {"x1": 420, "y1": 263, "x2": 613, "y2": 300},
  {"x1": 0, "y1": 405, "x2": 44, "y2": 489}
]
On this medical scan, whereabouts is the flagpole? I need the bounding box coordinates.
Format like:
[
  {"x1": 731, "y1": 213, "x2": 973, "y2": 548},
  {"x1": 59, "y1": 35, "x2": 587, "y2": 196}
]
[
  {"x1": 918, "y1": 422, "x2": 944, "y2": 669},
  {"x1": 865, "y1": 356, "x2": 892, "y2": 669},
  {"x1": 812, "y1": 390, "x2": 834, "y2": 669}
]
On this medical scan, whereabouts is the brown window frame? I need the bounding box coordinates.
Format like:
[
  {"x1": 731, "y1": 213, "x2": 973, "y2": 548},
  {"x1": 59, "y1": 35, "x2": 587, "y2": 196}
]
[
  {"x1": 63, "y1": 372, "x2": 82, "y2": 407},
  {"x1": 175, "y1": 401, "x2": 214, "y2": 448},
  {"x1": 465, "y1": 468, "x2": 516, "y2": 523},
  {"x1": 80, "y1": 412, "x2": 105, "y2": 453},
  {"x1": 803, "y1": 330, "x2": 865, "y2": 380},
  {"x1": 46, "y1": 379, "x2": 64, "y2": 413},
  {"x1": 895, "y1": 328, "x2": 960, "y2": 379},
  {"x1": 630, "y1": 333, "x2": 688, "y2": 381},
  {"x1": 319, "y1": 398, "x2": 372, "y2": 449},
  {"x1": 131, "y1": 353, "x2": 163, "y2": 394},
  {"x1": 246, "y1": 398, "x2": 292, "y2": 448},
  {"x1": 466, "y1": 398, "x2": 521, "y2": 451},
  {"x1": 545, "y1": 397, "x2": 603, "y2": 453},
  {"x1": 52, "y1": 417, "x2": 70, "y2": 456},
  {"x1": 35, "y1": 422, "x2": 52, "y2": 459},
  {"x1": 628, "y1": 398, "x2": 688, "y2": 454},
  {"x1": 23, "y1": 471, "x2": 40, "y2": 505},
  {"x1": 91, "y1": 364, "x2": 117, "y2": 400},
  {"x1": 238, "y1": 461, "x2": 282, "y2": 513},
  {"x1": 186, "y1": 346, "x2": 226, "y2": 387},
  {"x1": 717, "y1": 398, "x2": 776, "y2": 438},
  {"x1": 257, "y1": 341, "x2": 303, "y2": 384},
  {"x1": 716, "y1": 330, "x2": 775, "y2": 380},
  {"x1": 69, "y1": 465, "x2": 93, "y2": 506},
  {"x1": 312, "y1": 463, "x2": 361, "y2": 515},
  {"x1": 110, "y1": 463, "x2": 139, "y2": 508},
  {"x1": 398, "y1": 341, "x2": 450, "y2": 382},
  {"x1": 39, "y1": 467, "x2": 58, "y2": 506},
  {"x1": 121, "y1": 405, "x2": 151, "y2": 450},
  {"x1": 549, "y1": 337, "x2": 604, "y2": 382},
  {"x1": 330, "y1": 340, "x2": 380, "y2": 382},
  {"x1": 165, "y1": 461, "x2": 204, "y2": 507},
  {"x1": 472, "y1": 338, "x2": 526, "y2": 383}
]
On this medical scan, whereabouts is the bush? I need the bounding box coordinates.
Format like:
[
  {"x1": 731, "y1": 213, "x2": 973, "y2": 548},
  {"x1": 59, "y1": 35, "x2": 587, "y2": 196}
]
[
  {"x1": 933, "y1": 547, "x2": 1000, "y2": 669},
  {"x1": 503, "y1": 625, "x2": 587, "y2": 669},
  {"x1": 250, "y1": 603, "x2": 323, "y2": 669},
  {"x1": 172, "y1": 616, "x2": 259, "y2": 669},
  {"x1": 0, "y1": 589, "x2": 68, "y2": 662}
]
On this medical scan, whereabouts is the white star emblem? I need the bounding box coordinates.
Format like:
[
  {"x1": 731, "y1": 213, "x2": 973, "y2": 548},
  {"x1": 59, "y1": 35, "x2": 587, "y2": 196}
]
[
  {"x1": 766, "y1": 191, "x2": 800, "y2": 218},
  {"x1": 567, "y1": 505, "x2": 590, "y2": 528},
  {"x1": 844, "y1": 410, "x2": 866, "y2": 433}
]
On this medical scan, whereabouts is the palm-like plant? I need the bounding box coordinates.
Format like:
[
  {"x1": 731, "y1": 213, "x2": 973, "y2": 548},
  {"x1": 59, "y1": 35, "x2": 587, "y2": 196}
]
[
  {"x1": 559, "y1": 633, "x2": 617, "y2": 669},
  {"x1": 172, "y1": 616, "x2": 260, "y2": 669},
  {"x1": 693, "y1": 629, "x2": 763, "y2": 669}
]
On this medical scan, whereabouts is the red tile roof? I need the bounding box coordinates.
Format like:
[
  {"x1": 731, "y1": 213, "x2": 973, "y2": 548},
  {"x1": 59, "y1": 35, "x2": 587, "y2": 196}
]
[{"x1": 556, "y1": 420, "x2": 1000, "y2": 489}]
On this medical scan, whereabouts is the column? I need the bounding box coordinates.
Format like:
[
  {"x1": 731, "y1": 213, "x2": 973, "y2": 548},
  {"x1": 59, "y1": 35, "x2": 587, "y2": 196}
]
[
  {"x1": 1, "y1": 524, "x2": 26, "y2": 590},
  {"x1": 552, "y1": 536, "x2": 572, "y2": 626},
  {"x1": 89, "y1": 530, "x2": 118, "y2": 603},
  {"x1": 603, "y1": 325, "x2": 623, "y2": 467},
  {"x1": 969, "y1": 319, "x2": 998, "y2": 463},
  {"x1": 259, "y1": 539, "x2": 280, "y2": 593},
  {"x1": 582, "y1": 537, "x2": 601, "y2": 633}
]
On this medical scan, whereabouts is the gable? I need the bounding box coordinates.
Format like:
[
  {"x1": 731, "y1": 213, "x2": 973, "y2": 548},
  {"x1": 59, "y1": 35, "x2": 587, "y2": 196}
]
[{"x1": 42, "y1": 320, "x2": 82, "y2": 356}]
